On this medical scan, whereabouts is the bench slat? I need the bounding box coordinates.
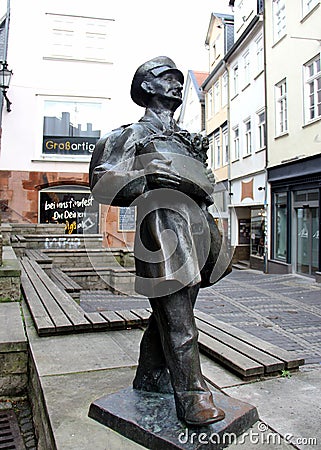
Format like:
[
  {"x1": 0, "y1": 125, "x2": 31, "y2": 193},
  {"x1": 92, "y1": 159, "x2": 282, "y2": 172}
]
[
  {"x1": 84, "y1": 312, "x2": 110, "y2": 329},
  {"x1": 22, "y1": 258, "x2": 91, "y2": 331},
  {"x1": 21, "y1": 258, "x2": 74, "y2": 332},
  {"x1": 198, "y1": 331, "x2": 264, "y2": 378},
  {"x1": 115, "y1": 310, "x2": 141, "y2": 327},
  {"x1": 20, "y1": 269, "x2": 55, "y2": 335},
  {"x1": 50, "y1": 268, "x2": 81, "y2": 291},
  {"x1": 194, "y1": 310, "x2": 304, "y2": 369},
  {"x1": 100, "y1": 311, "x2": 126, "y2": 329},
  {"x1": 195, "y1": 318, "x2": 284, "y2": 374},
  {"x1": 130, "y1": 309, "x2": 151, "y2": 323}
]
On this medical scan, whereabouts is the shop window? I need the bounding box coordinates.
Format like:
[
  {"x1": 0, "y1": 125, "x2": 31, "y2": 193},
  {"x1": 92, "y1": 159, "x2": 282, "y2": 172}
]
[
  {"x1": 42, "y1": 99, "x2": 102, "y2": 159},
  {"x1": 273, "y1": 192, "x2": 288, "y2": 261},
  {"x1": 39, "y1": 185, "x2": 99, "y2": 234},
  {"x1": 250, "y1": 208, "x2": 265, "y2": 257}
]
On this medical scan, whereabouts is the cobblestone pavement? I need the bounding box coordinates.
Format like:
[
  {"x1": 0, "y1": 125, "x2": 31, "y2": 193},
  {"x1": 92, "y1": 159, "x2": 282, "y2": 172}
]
[{"x1": 81, "y1": 269, "x2": 321, "y2": 365}]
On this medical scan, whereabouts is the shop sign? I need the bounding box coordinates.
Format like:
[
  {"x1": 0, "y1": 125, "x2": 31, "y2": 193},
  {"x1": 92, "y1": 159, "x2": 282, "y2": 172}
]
[
  {"x1": 40, "y1": 191, "x2": 99, "y2": 234},
  {"x1": 43, "y1": 136, "x2": 98, "y2": 156}
]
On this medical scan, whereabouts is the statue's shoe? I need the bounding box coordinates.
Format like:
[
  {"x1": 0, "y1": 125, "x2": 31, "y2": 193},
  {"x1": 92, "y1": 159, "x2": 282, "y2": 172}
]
[
  {"x1": 133, "y1": 367, "x2": 173, "y2": 394},
  {"x1": 175, "y1": 391, "x2": 225, "y2": 426}
]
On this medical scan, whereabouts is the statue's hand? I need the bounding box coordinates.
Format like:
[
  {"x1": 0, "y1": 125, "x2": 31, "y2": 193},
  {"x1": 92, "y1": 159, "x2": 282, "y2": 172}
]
[
  {"x1": 205, "y1": 167, "x2": 215, "y2": 186},
  {"x1": 144, "y1": 159, "x2": 181, "y2": 189}
]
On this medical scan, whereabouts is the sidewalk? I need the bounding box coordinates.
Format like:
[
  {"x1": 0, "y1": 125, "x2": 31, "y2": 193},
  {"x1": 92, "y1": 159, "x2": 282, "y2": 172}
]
[{"x1": 24, "y1": 270, "x2": 321, "y2": 449}]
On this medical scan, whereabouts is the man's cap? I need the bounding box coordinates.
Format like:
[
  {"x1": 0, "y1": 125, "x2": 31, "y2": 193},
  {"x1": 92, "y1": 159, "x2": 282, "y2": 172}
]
[{"x1": 130, "y1": 56, "x2": 184, "y2": 107}]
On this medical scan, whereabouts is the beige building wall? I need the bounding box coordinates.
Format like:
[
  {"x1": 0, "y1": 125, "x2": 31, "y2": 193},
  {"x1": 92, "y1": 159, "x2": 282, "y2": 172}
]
[{"x1": 265, "y1": 0, "x2": 321, "y2": 168}]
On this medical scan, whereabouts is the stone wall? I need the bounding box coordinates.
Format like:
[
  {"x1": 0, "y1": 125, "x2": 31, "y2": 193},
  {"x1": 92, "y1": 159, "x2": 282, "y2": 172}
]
[
  {"x1": 0, "y1": 303, "x2": 28, "y2": 396},
  {"x1": 0, "y1": 246, "x2": 21, "y2": 301},
  {"x1": 0, "y1": 170, "x2": 89, "y2": 224}
]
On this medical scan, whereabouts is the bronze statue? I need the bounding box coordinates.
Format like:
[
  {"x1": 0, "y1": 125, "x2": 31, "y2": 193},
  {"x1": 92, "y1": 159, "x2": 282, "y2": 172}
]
[{"x1": 90, "y1": 56, "x2": 231, "y2": 426}]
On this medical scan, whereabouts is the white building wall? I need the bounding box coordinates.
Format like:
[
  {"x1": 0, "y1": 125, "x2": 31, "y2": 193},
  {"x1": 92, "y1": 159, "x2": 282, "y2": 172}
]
[
  {"x1": 178, "y1": 74, "x2": 204, "y2": 133},
  {"x1": 0, "y1": 0, "x2": 115, "y2": 173},
  {"x1": 228, "y1": 25, "x2": 266, "y2": 199}
]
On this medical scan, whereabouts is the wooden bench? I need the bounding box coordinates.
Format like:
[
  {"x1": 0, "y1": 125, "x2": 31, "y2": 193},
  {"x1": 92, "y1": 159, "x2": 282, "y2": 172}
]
[
  {"x1": 20, "y1": 257, "x2": 149, "y2": 336},
  {"x1": 46, "y1": 267, "x2": 82, "y2": 301},
  {"x1": 194, "y1": 310, "x2": 305, "y2": 379},
  {"x1": 25, "y1": 249, "x2": 53, "y2": 268},
  {"x1": 19, "y1": 263, "x2": 305, "y2": 379}
]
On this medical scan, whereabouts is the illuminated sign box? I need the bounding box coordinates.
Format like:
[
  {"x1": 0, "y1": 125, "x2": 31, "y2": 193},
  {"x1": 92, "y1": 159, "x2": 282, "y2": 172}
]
[{"x1": 43, "y1": 136, "x2": 98, "y2": 156}]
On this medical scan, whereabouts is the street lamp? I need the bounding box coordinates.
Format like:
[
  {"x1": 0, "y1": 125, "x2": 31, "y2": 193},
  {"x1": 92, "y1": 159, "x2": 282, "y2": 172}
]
[{"x1": 0, "y1": 61, "x2": 13, "y2": 112}]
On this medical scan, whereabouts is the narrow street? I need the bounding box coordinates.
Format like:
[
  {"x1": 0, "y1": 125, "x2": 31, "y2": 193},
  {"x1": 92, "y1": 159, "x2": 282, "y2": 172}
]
[{"x1": 81, "y1": 270, "x2": 321, "y2": 365}]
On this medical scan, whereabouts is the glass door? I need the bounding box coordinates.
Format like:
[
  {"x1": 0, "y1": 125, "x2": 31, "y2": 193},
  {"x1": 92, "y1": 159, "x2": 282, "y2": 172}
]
[{"x1": 296, "y1": 207, "x2": 319, "y2": 276}]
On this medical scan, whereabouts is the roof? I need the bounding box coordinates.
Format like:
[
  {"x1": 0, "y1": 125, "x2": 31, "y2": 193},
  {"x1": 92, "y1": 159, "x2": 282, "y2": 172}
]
[
  {"x1": 205, "y1": 12, "x2": 234, "y2": 48},
  {"x1": 189, "y1": 70, "x2": 209, "y2": 101}
]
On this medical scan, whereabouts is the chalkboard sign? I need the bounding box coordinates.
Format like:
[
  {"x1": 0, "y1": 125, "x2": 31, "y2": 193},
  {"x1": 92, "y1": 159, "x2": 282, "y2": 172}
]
[
  {"x1": 39, "y1": 191, "x2": 99, "y2": 234},
  {"x1": 118, "y1": 207, "x2": 136, "y2": 231}
]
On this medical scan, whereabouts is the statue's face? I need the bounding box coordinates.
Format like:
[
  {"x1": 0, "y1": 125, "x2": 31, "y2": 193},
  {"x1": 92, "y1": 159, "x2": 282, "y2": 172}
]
[{"x1": 147, "y1": 72, "x2": 183, "y2": 105}]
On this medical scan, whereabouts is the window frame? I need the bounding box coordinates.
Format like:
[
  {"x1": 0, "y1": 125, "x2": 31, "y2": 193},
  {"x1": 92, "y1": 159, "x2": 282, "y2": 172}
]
[
  {"x1": 302, "y1": 0, "x2": 319, "y2": 17},
  {"x1": 232, "y1": 125, "x2": 240, "y2": 161},
  {"x1": 275, "y1": 79, "x2": 288, "y2": 136},
  {"x1": 45, "y1": 13, "x2": 114, "y2": 63},
  {"x1": 303, "y1": 54, "x2": 321, "y2": 124},
  {"x1": 231, "y1": 64, "x2": 239, "y2": 97},
  {"x1": 273, "y1": 0, "x2": 286, "y2": 43},
  {"x1": 257, "y1": 109, "x2": 266, "y2": 150},
  {"x1": 243, "y1": 49, "x2": 250, "y2": 86},
  {"x1": 244, "y1": 118, "x2": 252, "y2": 156},
  {"x1": 214, "y1": 132, "x2": 221, "y2": 168}
]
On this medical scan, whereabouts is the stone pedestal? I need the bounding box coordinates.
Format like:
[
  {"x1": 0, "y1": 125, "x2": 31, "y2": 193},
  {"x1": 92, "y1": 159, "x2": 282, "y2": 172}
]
[{"x1": 89, "y1": 387, "x2": 258, "y2": 449}]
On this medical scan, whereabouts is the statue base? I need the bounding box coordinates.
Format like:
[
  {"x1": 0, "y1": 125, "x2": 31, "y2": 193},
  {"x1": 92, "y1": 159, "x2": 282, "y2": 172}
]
[{"x1": 89, "y1": 387, "x2": 258, "y2": 449}]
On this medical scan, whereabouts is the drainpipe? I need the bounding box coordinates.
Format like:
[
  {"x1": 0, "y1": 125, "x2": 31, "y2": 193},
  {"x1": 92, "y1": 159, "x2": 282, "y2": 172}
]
[{"x1": 262, "y1": 1, "x2": 269, "y2": 274}]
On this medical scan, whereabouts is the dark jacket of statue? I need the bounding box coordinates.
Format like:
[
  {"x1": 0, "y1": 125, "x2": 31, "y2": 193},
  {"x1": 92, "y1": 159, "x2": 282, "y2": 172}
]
[{"x1": 90, "y1": 109, "x2": 228, "y2": 297}]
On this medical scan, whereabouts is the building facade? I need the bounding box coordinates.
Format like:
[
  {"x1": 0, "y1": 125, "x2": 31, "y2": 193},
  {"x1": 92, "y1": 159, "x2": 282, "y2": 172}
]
[
  {"x1": 202, "y1": 12, "x2": 234, "y2": 240},
  {"x1": 225, "y1": 0, "x2": 266, "y2": 269},
  {"x1": 178, "y1": 69, "x2": 208, "y2": 133},
  {"x1": 0, "y1": 0, "x2": 134, "y2": 247},
  {"x1": 265, "y1": 0, "x2": 321, "y2": 280}
]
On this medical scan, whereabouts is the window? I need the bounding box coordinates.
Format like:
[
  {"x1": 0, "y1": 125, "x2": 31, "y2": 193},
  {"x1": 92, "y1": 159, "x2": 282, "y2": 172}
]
[
  {"x1": 214, "y1": 133, "x2": 221, "y2": 168},
  {"x1": 214, "y1": 81, "x2": 220, "y2": 114},
  {"x1": 255, "y1": 35, "x2": 264, "y2": 73},
  {"x1": 302, "y1": 0, "x2": 319, "y2": 16},
  {"x1": 42, "y1": 99, "x2": 102, "y2": 158},
  {"x1": 209, "y1": 136, "x2": 214, "y2": 168},
  {"x1": 251, "y1": 209, "x2": 265, "y2": 258},
  {"x1": 232, "y1": 64, "x2": 239, "y2": 97},
  {"x1": 222, "y1": 128, "x2": 228, "y2": 165},
  {"x1": 221, "y1": 71, "x2": 228, "y2": 107},
  {"x1": 45, "y1": 13, "x2": 114, "y2": 62},
  {"x1": 233, "y1": 126, "x2": 240, "y2": 160},
  {"x1": 211, "y1": 36, "x2": 220, "y2": 64},
  {"x1": 275, "y1": 79, "x2": 288, "y2": 135},
  {"x1": 273, "y1": 192, "x2": 288, "y2": 261},
  {"x1": 304, "y1": 54, "x2": 321, "y2": 123},
  {"x1": 243, "y1": 50, "x2": 250, "y2": 86},
  {"x1": 273, "y1": 0, "x2": 286, "y2": 42},
  {"x1": 257, "y1": 110, "x2": 266, "y2": 149},
  {"x1": 207, "y1": 87, "x2": 213, "y2": 118},
  {"x1": 244, "y1": 119, "x2": 252, "y2": 155}
]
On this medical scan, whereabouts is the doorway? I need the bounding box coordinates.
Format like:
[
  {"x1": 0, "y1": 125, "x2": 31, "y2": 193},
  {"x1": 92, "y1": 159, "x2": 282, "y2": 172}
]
[{"x1": 296, "y1": 206, "x2": 319, "y2": 276}]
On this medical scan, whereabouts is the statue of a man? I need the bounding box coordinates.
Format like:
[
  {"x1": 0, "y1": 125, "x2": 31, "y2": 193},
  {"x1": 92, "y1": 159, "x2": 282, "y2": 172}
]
[{"x1": 90, "y1": 56, "x2": 229, "y2": 426}]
